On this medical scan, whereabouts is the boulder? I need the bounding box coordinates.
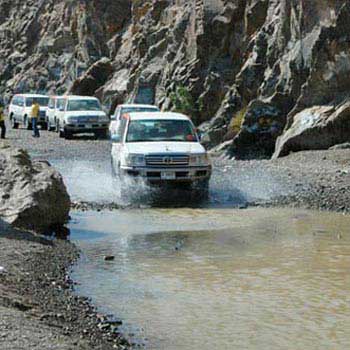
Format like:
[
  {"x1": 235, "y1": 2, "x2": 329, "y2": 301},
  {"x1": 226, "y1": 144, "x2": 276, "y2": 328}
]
[
  {"x1": 70, "y1": 57, "x2": 114, "y2": 96},
  {"x1": 273, "y1": 100, "x2": 350, "y2": 158},
  {"x1": 0, "y1": 145, "x2": 70, "y2": 232}
]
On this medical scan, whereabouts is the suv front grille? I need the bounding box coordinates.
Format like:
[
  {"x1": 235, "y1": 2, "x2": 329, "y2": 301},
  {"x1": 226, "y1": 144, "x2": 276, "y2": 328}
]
[{"x1": 146, "y1": 154, "x2": 189, "y2": 167}]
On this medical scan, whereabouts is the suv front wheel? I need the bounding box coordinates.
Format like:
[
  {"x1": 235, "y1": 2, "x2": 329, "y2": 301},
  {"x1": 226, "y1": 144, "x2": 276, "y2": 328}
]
[
  {"x1": 59, "y1": 126, "x2": 72, "y2": 140},
  {"x1": 10, "y1": 115, "x2": 19, "y2": 129}
]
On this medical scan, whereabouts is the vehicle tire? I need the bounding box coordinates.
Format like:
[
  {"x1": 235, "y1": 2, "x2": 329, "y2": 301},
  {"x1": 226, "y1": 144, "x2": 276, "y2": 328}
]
[
  {"x1": 48, "y1": 120, "x2": 54, "y2": 131},
  {"x1": 111, "y1": 158, "x2": 117, "y2": 178},
  {"x1": 42, "y1": 122, "x2": 48, "y2": 131},
  {"x1": 11, "y1": 115, "x2": 19, "y2": 129},
  {"x1": 193, "y1": 179, "x2": 209, "y2": 199},
  {"x1": 58, "y1": 123, "x2": 64, "y2": 138},
  {"x1": 24, "y1": 116, "x2": 32, "y2": 130},
  {"x1": 64, "y1": 128, "x2": 73, "y2": 140},
  {"x1": 95, "y1": 129, "x2": 108, "y2": 140}
]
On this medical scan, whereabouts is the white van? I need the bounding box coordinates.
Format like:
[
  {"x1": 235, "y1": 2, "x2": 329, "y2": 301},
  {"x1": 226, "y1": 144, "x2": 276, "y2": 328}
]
[
  {"x1": 56, "y1": 95, "x2": 109, "y2": 139},
  {"x1": 8, "y1": 94, "x2": 49, "y2": 130},
  {"x1": 111, "y1": 112, "x2": 212, "y2": 190}
]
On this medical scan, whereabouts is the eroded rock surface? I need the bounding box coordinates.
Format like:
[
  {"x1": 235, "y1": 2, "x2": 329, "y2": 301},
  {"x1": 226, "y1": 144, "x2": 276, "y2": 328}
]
[
  {"x1": 0, "y1": 144, "x2": 70, "y2": 232},
  {"x1": 1, "y1": 1, "x2": 350, "y2": 157}
]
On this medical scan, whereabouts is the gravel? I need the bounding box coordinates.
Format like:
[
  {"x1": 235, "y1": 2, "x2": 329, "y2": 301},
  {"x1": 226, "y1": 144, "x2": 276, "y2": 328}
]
[{"x1": 0, "y1": 219, "x2": 130, "y2": 350}]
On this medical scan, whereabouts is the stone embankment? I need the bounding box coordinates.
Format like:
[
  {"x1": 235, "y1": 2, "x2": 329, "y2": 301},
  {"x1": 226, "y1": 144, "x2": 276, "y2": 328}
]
[{"x1": 0, "y1": 143, "x2": 70, "y2": 232}]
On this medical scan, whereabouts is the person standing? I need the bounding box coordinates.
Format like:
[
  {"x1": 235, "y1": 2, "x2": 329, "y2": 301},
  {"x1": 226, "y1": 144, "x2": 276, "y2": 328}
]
[
  {"x1": 31, "y1": 99, "x2": 40, "y2": 138},
  {"x1": 0, "y1": 102, "x2": 6, "y2": 139}
]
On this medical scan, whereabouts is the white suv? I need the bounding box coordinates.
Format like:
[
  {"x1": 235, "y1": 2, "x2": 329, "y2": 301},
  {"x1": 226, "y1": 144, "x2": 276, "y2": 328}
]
[
  {"x1": 111, "y1": 112, "x2": 211, "y2": 190},
  {"x1": 8, "y1": 94, "x2": 49, "y2": 130},
  {"x1": 109, "y1": 104, "x2": 160, "y2": 136},
  {"x1": 56, "y1": 96, "x2": 109, "y2": 139}
]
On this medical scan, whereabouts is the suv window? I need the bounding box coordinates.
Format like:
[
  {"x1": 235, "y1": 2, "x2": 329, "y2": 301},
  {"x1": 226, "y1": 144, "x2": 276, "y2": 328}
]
[
  {"x1": 11, "y1": 96, "x2": 18, "y2": 106},
  {"x1": 118, "y1": 107, "x2": 159, "y2": 120},
  {"x1": 126, "y1": 119, "x2": 197, "y2": 143},
  {"x1": 116, "y1": 119, "x2": 127, "y2": 142},
  {"x1": 48, "y1": 98, "x2": 55, "y2": 109},
  {"x1": 25, "y1": 97, "x2": 49, "y2": 107},
  {"x1": 67, "y1": 99, "x2": 101, "y2": 111},
  {"x1": 57, "y1": 99, "x2": 66, "y2": 111},
  {"x1": 18, "y1": 97, "x2": 24, "y2": 107}
]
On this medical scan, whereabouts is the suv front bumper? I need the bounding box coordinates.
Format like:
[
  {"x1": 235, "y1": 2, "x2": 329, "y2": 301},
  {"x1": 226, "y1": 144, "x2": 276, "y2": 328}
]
[
  {"x1": 120, "y1": 165, "x2": 212, "y2": 183},
  {"x1": 65, "y1": 123, "x2": 109, "y2": 133}
]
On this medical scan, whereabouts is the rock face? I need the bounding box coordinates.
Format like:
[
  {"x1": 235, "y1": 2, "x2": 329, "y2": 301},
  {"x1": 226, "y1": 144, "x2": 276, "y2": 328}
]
[
  {"x1": 273, "y1": 101, "x2": 350, "y2": 158},
  {"x1": 1, "y1": 1, "x2": 350, "y2": 157},
  {"x1": 0, "y1": 144, "x2": 70, "y2": 232}
]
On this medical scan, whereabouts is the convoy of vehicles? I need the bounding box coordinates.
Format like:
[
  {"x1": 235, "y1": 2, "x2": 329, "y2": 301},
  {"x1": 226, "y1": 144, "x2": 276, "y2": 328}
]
[
  {"x1": 7, "y1": 94, "x2": 212, "y2": 192},
  {"x1": 8, "y1": 94, "x2": 49, "y2": 130},
  {"x1": 111, "y1": 112, "x2": 211, "y2": 189}
]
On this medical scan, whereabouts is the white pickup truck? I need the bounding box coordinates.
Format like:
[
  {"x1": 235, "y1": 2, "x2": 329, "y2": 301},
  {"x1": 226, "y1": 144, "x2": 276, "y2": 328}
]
[{"x1": 111, "y1": 112, "x2": 211, "y2": 190}]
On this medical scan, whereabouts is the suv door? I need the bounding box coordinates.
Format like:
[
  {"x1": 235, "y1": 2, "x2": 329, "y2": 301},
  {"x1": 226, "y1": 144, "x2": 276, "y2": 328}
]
[
  {"x1": 47, "y1": 98, "x2": 55, "y2": 125},
  {"x1": 18, "y1": 96, "x2": 25, "y2": 123},
  {"x1": 111, "y1": 119, "x2": 128, "y2": 174},
  {"x1": 56, "y1": 98, "x2": 66, "y2": 128},
  {"x1": 10, "y1": 96, "x2": 17, "y2": 119}
]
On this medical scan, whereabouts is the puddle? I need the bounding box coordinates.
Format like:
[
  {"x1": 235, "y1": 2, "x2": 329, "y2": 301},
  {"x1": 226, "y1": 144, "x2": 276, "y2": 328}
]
[{"x1": 70, "y1": 208, "x2": 350, "y2": 350}]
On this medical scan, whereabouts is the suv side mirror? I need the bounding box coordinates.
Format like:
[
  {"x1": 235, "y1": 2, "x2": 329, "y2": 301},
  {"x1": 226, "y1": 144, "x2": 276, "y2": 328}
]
[{"x1": 195, "y1": 129, "x2": 202, "y2": 141}]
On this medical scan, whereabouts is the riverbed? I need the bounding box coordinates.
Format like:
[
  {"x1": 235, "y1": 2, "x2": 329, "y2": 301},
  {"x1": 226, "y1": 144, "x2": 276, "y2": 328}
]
[{"x1": 69, "y1": 207, "x2": 350, "y2": 350}]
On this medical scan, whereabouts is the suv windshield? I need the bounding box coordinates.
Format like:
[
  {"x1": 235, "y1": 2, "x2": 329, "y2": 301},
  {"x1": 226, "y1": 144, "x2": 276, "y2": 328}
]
[
  {"x1": 126, "y1": 119, "x2": 198, "y2": 143},
  {"x1": 121, "y1": 107, "x2": 159, "y2": 115},
  {"x1": 26, "y1": 97, "x2": 49, "y2": 107},
  {"x1": 67, "y1": 99, "x2": 101, "y2": 111}
]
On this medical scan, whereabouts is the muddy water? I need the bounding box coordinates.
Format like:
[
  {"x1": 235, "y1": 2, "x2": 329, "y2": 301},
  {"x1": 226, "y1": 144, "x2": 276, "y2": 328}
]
[{"x1": 70, "y1": 208, "x2": 350, "y2": 350}]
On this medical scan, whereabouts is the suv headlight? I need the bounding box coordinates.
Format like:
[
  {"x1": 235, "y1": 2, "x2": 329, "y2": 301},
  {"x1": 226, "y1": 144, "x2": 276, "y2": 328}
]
[
  {"x1": 99, "y1": 115, "x2": 109, "y2": 123},
  {"x1": 125, "y1": 154, "x2": 146, "y2": 167},
  {"x1": 66, "y1": 116, "x2": 79, "y2": 124},
  {"x1": 189, "y1": 154, "x2": 210, "y2": 166}
]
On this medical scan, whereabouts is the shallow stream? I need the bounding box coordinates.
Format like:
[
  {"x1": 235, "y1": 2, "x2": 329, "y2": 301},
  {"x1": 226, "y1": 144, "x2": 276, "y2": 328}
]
[
  {"x1": 70, "y1": 208, "x2": 350, "y2": 350},
  {"x1": 52, "y1": 159, "x2": 350, "y2": 349}
]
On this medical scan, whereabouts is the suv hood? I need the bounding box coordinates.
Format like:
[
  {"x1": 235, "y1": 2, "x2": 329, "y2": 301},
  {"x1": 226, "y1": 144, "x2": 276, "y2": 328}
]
[{"x1": 125, "y1": 142, "x2": 206, "y2": 155}]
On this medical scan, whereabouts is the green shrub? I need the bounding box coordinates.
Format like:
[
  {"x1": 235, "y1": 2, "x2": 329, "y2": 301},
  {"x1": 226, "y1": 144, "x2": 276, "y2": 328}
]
[
  {"x1": 230, "y1": 106, "x2": 247, "y2": 134},
  {"x1": 169, "y1": 85, "x2": 196, "y2": 115}
]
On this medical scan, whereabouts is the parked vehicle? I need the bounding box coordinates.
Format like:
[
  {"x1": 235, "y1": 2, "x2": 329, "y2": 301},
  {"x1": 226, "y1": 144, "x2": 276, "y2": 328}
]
[
  {"x1": 109, "y1": 104, "x2": 160, "y2": 137},
  {"x1": 111, "y1": 112, "x2": 211, "y2": 190},
  {"x1": 8, "y1": 94, "x2": 49, "y2": 130},
  {"x1": 46, "y1": 96, "x2": 65, "y2": 131},
  {"x1": 56, "y1": 95, "x2": 109, "y2": 139}
]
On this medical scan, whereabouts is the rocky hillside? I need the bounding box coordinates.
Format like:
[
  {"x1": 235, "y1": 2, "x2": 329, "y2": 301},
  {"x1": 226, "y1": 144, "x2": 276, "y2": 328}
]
[{"x1": 1, "y1": 0, "x2": 350, "y2": 158}]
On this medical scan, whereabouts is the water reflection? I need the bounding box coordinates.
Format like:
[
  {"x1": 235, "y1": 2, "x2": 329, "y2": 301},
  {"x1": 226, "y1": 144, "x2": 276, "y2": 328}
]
[{"x1": 71, "y1": 208, "x2": 350, "y2": 350}]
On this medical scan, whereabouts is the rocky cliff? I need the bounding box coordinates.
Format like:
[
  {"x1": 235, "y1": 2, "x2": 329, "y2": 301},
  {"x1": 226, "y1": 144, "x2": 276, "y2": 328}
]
[{"x1": 1, "y1": 0, "x2": 350, "y2": 158}]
